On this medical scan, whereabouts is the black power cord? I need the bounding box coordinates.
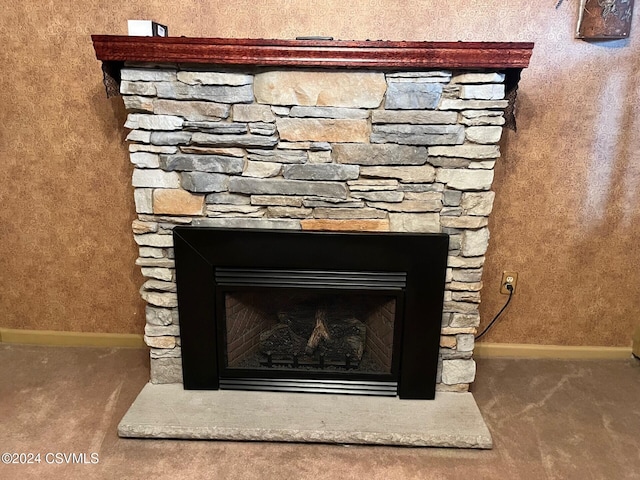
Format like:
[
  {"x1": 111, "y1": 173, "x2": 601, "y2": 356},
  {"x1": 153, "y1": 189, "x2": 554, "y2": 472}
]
[{"x1": 475, "y1": 283, "x2": 514, "y2": 340}]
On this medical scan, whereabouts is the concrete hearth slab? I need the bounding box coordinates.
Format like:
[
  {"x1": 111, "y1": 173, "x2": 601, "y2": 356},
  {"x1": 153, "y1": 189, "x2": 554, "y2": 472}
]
[{"x1": 118, "y1": 384, "x2": 492, "y2": 448}]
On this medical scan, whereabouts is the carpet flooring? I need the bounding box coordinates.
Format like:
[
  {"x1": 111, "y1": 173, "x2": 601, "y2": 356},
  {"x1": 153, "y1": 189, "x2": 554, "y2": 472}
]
[{"x1": 1, "y1": 344, "x2": 638, "y2": 479}]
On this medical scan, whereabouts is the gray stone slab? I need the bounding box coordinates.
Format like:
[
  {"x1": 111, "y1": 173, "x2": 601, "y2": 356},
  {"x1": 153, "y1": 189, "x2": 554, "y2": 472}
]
[
  {"x1": 130, "y1": 144, "x2": 178, "y2": 154},
  {"x1": 154, "y1": 100, "x2": 230, "y2": 121},
  {"x1": 247, "y1": 149, "x2": 308, "y2": 164},
  {"x1": 177, "y1": 71, "x2": 253, "y2": 86},
  {"x1": 249, "y1": 122, "x2": 277, "y2": 136},
  {"x1": 229, "y1": 177, "x2": 347, "y2": 199},
  {"x1": 191, "y1": 132, "x2": 278, "y2": 148},
  {"x1": 121, "y1": 68, "x2": 177, "y2": 82},
  {"x1": 371, "y1": 124, "x2": 464, "y2": 146},
  {"x1": 127, "y1": 129, "x2": 152, "y2": 143},
  {"x1": 121, "y1": 81, "x2": 157, "y2": 96},
  {"x1": 184, "y1": 122, "x2": 248, "y2": 134},
  {"x1": 125, "y1": 114, "x2": 183, "y2": 131},
  {"x1": 130, "y1": 152, "x2": 160, "y2": 168},
  {"x1": 160, "y1": 154, "x2": 244, "y2": 174},
  {"x1": 155, "y1": 82, "x2": 254, "y2": 103},
  {"x1": 149, "y1": 359, "x2": 182, "y2": 384},
  {"x1": 333, "y1": 144, "x2": 428, "y2": 166},
  {"x1": 150, "y1": 131, "x2": 193, "y2": 146},
  {"x1": 119, "y1": 384, "x2": 492, "y2": 448},
  {"x1": 181, "y1": 172, "x2": 229, "y2": 193},
  {"x1": 283, "y1": 163, "x2": 359, "y2": 181},
  {"x1": 385, "y1": 81, "x2": 443, "y2": 110},
  {"x1": 192, "y1": 217, "x2": 301, "y2": 229}
]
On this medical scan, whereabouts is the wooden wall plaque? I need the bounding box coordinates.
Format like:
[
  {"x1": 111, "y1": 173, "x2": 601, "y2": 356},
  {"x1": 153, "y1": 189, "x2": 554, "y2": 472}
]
[{"x1": 577, "y1": 0, "x2": 635, "y2": 39}]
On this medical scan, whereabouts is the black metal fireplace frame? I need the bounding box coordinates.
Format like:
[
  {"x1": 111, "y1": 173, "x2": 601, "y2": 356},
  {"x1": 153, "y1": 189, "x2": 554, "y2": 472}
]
[
  {"x1": 173, "y1": 227, "x2": 448, "y2": 399},
  {"x1": 215, "y1": 285, "x2": 406, "y2": 396}
]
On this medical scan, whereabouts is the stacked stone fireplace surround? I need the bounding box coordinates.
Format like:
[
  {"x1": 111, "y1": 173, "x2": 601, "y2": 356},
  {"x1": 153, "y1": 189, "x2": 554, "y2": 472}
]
[{"x1": 121, "y1": 64, "x2": 508, "y2": 394}]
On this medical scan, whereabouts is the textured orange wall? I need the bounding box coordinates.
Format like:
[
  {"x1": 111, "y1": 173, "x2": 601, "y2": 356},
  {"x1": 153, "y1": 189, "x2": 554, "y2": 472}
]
[{"x1": 1, "y1": 1, "x2": 638, "y2": 345}]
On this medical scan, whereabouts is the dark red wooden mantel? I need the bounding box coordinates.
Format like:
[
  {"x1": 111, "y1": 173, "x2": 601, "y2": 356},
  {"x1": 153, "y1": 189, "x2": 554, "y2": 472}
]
[{"x1": 92, "y1": 35, "x2": 533, "y2": 69}]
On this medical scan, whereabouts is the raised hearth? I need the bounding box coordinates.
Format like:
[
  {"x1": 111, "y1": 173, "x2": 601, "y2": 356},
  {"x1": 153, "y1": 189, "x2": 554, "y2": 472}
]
[{"x1": 119, "y1": 385, "x2": 493, "y2": 448}]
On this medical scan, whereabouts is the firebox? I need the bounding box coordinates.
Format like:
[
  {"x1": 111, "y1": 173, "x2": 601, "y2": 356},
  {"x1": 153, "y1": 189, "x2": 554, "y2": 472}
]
[{"x1": 174, "y1": 227, "x2": 448, "y2": 399}]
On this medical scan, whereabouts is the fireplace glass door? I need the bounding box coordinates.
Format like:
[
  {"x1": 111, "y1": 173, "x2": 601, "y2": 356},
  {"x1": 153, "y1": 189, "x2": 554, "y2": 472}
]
[
  {"x1": 222, "y1": 290, "x2": 399, "y2": 375},
  {"x1": 214, "y1": 267, "x2": 405, "y2": 395}
]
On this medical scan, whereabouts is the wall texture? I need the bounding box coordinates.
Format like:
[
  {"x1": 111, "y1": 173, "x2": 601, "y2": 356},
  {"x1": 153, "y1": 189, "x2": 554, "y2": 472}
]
[{"x1": 1, "y1": 1, "x2": 638, "y2": 345}]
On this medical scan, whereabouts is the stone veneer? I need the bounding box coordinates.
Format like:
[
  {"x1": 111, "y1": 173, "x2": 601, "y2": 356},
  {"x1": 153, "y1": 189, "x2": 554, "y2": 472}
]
[{"x1": 122, "y1": 65, "x2": 508, "y2": 393}]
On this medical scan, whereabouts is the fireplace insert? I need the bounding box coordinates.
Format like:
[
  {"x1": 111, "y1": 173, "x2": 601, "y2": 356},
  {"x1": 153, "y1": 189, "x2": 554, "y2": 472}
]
[{"x1": 173, "y1": 227, "x2": 448, "y2": 399}]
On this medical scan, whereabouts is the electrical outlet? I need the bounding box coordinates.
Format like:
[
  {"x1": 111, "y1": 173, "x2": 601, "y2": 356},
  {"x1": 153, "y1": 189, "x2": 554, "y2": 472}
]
[{"x1": 500, "y1": 271, "x2": 518, "y2": 294}]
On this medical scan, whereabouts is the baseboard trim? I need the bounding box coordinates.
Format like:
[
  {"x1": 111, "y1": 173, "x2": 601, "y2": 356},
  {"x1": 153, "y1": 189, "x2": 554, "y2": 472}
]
[
  {"x1": 0, "y1": 330, "x2": 633, "y2": 359},
  {"x1": 474, "y1": 342, "x2": 633, "y2": 360},
  {"x1": 0, "y1": 328, "x2": 146, "y2": 348}
]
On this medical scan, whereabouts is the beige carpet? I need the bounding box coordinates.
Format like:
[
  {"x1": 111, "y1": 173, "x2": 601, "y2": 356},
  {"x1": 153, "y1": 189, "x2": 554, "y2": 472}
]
[{"x1": 1, "y1": 344, "x2": 639, "y2": 479}]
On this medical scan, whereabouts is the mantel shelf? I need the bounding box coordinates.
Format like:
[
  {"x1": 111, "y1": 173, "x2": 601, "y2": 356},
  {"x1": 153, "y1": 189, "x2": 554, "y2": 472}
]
[{"x1": 92, "y1": 36, "x2": 534, "y2": 70}]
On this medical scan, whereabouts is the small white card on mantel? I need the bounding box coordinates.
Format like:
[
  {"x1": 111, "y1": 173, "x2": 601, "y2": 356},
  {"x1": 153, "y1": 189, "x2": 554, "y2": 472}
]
[{"x1": 127, "y1": 20, "x2": 168, "y2": 37}]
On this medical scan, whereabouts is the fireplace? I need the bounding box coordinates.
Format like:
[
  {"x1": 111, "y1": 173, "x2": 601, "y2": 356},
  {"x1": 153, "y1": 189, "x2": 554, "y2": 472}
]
[
  {"x1": 92, "y1": 35, "x2": 533, "y2": 446},
  {"x1": 174, "y1": 228, "x2": 448, "y2": 399}
]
